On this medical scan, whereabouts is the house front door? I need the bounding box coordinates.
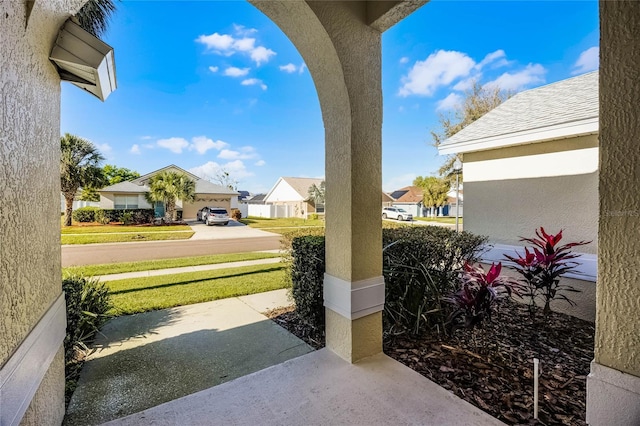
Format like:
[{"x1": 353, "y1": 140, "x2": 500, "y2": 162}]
[{"x1": 154, "y1": 202, "x2": 165, "y2": 218}]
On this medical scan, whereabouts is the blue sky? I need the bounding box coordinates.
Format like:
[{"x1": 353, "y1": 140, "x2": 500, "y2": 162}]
[{"x1": 61, "y1": 0, "x2": 599, "y2": 194}]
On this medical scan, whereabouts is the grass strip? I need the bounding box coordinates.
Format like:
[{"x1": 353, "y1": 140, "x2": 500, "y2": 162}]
[
  {"x1": 61, "y1": 225, "x2": 192, "y2": 234},
  {"x1": 61, "y1": 231, "x2": 194, "y2": 245},
  {"x1": 107, "y1": 264, "x2": 287, "y2": 315},
  {"x1": 64, "y1": 252, "x2": 281, "y2": 276},
  {"x1": 414, "y1": 217, "x2": 462, "y2": 224}
]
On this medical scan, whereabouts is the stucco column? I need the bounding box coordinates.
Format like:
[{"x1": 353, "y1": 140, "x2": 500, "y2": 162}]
[
  {"x1": 306, "y1": 1, "x2": 385, "y2": 363},
  {"x1": 586, "y1": 2, "x2": 640, "y2": 424}
]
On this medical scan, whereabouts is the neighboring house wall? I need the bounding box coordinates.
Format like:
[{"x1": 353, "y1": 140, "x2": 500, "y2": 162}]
[
  {"x1": 1, "y1": 2, "x2": 70, "y2": 424},
  {"x1": 463, "y1": 135, "x2": 599, "y2": 253},
  {"x1": 60, "y1": 194, "x2": 100, "y2": 212},
  {"x1": 99, "y1": 193, "x2": 152, "y2": 210},
  {"x1": 392, "y1": 203, "x2": 421, "y2": 217},
  {"x1": 266, "y1": 181, "x2": 305, "y2": 203}
]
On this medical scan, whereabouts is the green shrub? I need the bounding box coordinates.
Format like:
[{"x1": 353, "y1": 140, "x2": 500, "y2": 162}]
[
  {"x1": 287, "y1": 226, "x2": 488, "y2": 337},
  {"x1": 72, "y1": 206, "x2": 100, "y2": 223},
  {"x1": 100, "y1": 209, "x2": 154, "y2": 224},
  {"x1": 121, "y1": 211, "x2": 134, "y2": 225},
  {"x1": 94, "y1": 209, "x2": 110, "y2": 224},
  {"x1": 382, "y1": 227, "x2": 487, "y2": 335},
  {"x1": 62, "y1": 274, "x2": 112, "y2": 404},
  {"x1": 290, "y1": 235, "x2": 326, "y2": 331},
  {"x1": 308, "y1": 213, "x2": 318, "y2": 220}
]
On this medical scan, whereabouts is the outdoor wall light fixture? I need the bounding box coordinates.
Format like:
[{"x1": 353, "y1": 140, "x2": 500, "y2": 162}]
[{"x1": 49, "y1": 19, "x2": 117, "y2": 101}]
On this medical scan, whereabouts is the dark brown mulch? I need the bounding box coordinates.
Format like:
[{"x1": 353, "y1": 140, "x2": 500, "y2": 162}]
[{"x1": 266, "y1": 301, "x2": 594, "y2": 426}]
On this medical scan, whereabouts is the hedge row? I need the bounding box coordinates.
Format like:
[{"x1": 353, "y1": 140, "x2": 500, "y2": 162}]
[
  {"x1": 72, "y1": 207, "x2": 155, "y2": 224},
  {"x1": 288, "y1": 226, "x2": 487, "y2": 336}
]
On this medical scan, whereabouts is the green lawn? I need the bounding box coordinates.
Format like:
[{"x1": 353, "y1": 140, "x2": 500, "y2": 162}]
[
  {"x1": 64, "y1": 252, "x2": 281, "y2": 276},
  {"x1": 414, "y1": 217, "x2": 462, "y2": 224},
  {"x1": 61, "y1": 231, "x2": 194, "y2": 245},
  {"x1": 107, "y1": 264, "x2": 287, "y2": 315},
  {"x1": 240, "y1": 216, "x2": 325, "y2": 228},
  {"x1": 61, "y1": 224, "x2": 192, "y2": 234}
]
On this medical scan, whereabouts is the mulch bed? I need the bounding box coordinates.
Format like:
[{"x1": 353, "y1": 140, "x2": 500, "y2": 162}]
[{"x1": 266, "y1": 300, "x2": 594, "y2": 425}]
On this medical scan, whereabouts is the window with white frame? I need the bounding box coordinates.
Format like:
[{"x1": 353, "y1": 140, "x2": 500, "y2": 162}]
[{"x1": 114, "y1": 195, "x2": 139, "y2": 209}]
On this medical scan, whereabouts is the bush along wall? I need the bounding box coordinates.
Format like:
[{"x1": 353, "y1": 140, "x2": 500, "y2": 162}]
[
  {"x1": 101, "y1": 209, "x2": 155, "y2": 224},
  {"x1": 62, "y1": 274, "x2": 112, "y2": 405},
  {"x1": 288, "y1": 226, "x2": 487, "y2": 337},
  {"x1": 72, "y1": 206, "x2": 101, "y2": 222}
]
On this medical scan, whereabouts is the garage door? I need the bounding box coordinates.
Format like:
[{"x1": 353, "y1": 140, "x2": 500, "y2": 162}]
[{"x1": 183, "y1": 197, "x2": 231, "y2": 219}]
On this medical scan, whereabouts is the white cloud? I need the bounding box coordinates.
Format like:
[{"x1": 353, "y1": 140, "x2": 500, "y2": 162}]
[
  {"x1": 399, "y1": 56, "x2": 409, "y2": 64},
  {"x1": 475, "y1": 49, "x2": 507, "y2": 70},
  {"x1": 279, "y1": 63, "x2": 297, "y2": 73},
  {"x1": 452, "y1": 77, "x2": 477, "y2": 91},
  {"x1": 196, "y1": 30, "x2": 276, "y2": 66},
  {"x1": 157, "y1": 137, "x2": 189, "y2": 154},
  {"x1": 250, "y1": 46, "x2": 276, "y2": 66},
  {"x1": 189, "y1": 160, "x2": 254, "y2": 181},
  {"x1": 437, "y1": 93, "x2": 463, "y2": 111},
  {"x1": 383, "y1": 173, "x2": 417, "y2": 192},
  {"x1": 140, "y1": 135, "x2": 154, "y2": 140},
  {"x1": 95, "y1": 142, "x2": 112, "y2": 156},
  {"x1": 299, "y1": 63, "x2": 307, "y2": 74},
  {"x1": 399, "y1": 50, "x2": 476, "y2": 97},
  {"x1": 241, "y1": 78, "x2": 267, "y2": 90},
  {"x1": 130, "y1": 144, "x2": 141, "y2": 155},
  {"x1": 208, "y1": 66, "x2": 219, "y2": 73},
  {"x1": 255, "y1": 160, "x2": 266, "y2": 166},
  {"x1": 486, "y1": 63, "x2": 546, "y2": 91},
  {"x1": 219, "y1": 146, "x2": 258, "y2": 160},
  {"x1": 233, "y1": 24, "x2": 257, "y2": 37},
  {"x1": 189, "y1": 136, "x2": 229, "y2": 155},
  {"x1": 224, "y1": 67, "x2": 250, "y2": 77},
  {"x1": 572, "y1": 46, "x2": 599, "y2": 75}
]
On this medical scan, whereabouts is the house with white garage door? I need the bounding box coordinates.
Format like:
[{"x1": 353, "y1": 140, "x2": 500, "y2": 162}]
[
  {"x1": 438, "y1": 71, "x2": 599, "y2": 321},
  {"x1": 99, "y1": 165, "x2": 238, "y2": 219}
]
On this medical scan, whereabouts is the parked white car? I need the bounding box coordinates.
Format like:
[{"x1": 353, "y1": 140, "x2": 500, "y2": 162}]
[{"x1": 382, "y1": 207, "x2": 413, "y2": 221}]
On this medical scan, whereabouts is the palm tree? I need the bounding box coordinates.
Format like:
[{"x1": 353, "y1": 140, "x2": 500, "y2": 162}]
[
  {"x1": 60, "y1": 133, "x2": 106, "y2": 226},
  {"x1": 75, "y1": 0, "x2": 118, "y2": 38},
  {"x1": 421, "y1": 177, "x2": 450, "y2": 218},
  {"x1": 145, "y1": 171, "x2": 196, "y2": 223},
  {"x1": 307, "y1": 181, "x2": 326, "y2": 206}
]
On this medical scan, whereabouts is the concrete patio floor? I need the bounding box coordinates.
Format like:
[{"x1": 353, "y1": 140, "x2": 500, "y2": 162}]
[{"x1": 104, "y1": 348, "x2": 503, "y2": 426}]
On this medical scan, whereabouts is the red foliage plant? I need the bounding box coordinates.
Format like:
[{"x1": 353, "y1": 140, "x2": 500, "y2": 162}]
[
  {"x1": 504, "y1": 227, "x2": 591, "y2": 317},
  {"x1": 446, "y1": 262, "x2": 521, "y2": 329}
]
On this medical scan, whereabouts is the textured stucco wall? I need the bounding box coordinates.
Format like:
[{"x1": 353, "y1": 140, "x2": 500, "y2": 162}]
[
  {"x1": 596, "y1": 0, "x2": 640, "y2": 377},
  {"x1": 0, "y1": 0, "x2": 81, "y2": 423},
  {"x1": 464, "y1": 136, "x2": 599, "y2": 254}
]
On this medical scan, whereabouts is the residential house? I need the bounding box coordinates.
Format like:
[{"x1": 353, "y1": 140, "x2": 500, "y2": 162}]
[
  {"x1": 438, "y1": 71, "x2": 598, "y2": 321},
  {"x1": 3, "y1": 3, "x2": 639, "y2": 424},
  {"x1": 388, "y1": 186, "x2": 425, "y2": 217},
  {"x1": 98, "y1": 165, "x2": 238, "y2": 219},
  {"x1": 263, "y1": 177, "x2": 324, "y2": 218}
]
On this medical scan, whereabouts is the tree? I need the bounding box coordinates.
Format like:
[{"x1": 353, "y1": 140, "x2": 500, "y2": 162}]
[
  {"x1": 208, "y1": 170, "x2": 238, "y2": 191},
  {"x1": 431, "y1": 81, "x2": 510, "y2": 185},
  {"x1": 307, "y1": 181, "x2": 326, "y2": 206},
  {"x1": 103, "y1": 164, "x2": 140, "y2": 185},
  {"x1": 60, "y1": 133, "x2": 106, "y2": 226},
  {"x1": 145, "y1": 171, "x2": 196, "y2": 223},
  {"x1": 414, "y1": 176, "x2": 449, "y2": 218},
  {"x1": 75, "y1": 0, "x2": 118, "y2": 38},
  {"x1": 79, "y1": 164, "x2": 140, "y2": 201}
]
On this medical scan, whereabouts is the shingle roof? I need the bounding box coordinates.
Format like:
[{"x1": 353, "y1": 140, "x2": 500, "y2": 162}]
[
  {"x1": 390, "y1": 186, "x2": 424, "y2": 203},
  {"x1": 441, "y1": 71, "x2": 598, "y2": 149},
  {"x1": 98, "y1": 181, "x2": 148, "y2": 193},
  {"x1": 281, "y1": 177, "x2": 324, "y2": 199}
]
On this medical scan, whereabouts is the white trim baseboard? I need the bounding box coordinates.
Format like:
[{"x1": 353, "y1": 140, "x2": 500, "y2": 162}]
[
  {"x1": 323, "y1": 274, "x2": 385, "y2": 320},
  {"x1": 0, "y1": 293, "x2": 66, "y2": 426},
  {"x1": 587, "y1": 360, "x2": 640, "y2": 425},
  {"x1": 483, "y1": 243, "x2": 597, "y2": 282}
]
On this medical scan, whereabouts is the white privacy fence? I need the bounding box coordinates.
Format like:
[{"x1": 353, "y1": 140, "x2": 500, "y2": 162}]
[{"x1": 246, "y1": 204, "x2": 294, "y2": 218}]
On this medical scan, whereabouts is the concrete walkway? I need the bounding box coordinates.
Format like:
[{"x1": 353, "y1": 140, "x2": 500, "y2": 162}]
[
  {"x1": 64, "y1": 289, "x2": 310, "y2": 426},
  {"x1": 95, "y1": 257, "x2": 282, "y2": 282},
  {"x1": 104, "y1": 349, "x2": 503, "y2": 426}
]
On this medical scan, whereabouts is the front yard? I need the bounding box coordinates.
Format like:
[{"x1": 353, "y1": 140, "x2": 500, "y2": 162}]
[{"x1": 61, "y1": 223, "x2": 194, "y2": 244}]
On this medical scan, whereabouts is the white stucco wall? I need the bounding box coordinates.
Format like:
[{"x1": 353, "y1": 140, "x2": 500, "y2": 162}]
[{"x1": 463, "y1": 135, "x2": 599, "y2": 254}]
